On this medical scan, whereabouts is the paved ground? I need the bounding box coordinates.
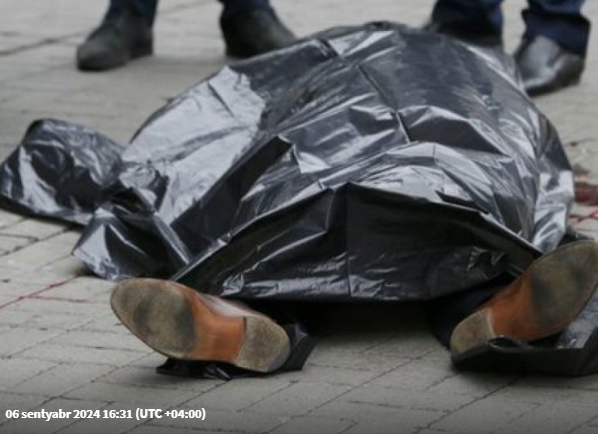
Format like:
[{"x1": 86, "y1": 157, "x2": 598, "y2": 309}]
[{"x1": 2, "y1": 1, "x2": 598, "y2": 433}]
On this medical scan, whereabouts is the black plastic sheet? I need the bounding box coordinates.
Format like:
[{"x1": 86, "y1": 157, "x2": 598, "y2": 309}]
[{"x1": 1, "y1": 22, "x2": 597, "y2": 376}]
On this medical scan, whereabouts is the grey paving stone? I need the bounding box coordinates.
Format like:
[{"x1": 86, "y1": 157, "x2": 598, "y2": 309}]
[
  {"x1": 0, "y1": 264, "x2": 75, "y2": 286},
  {"x1": 38, "y1": 256, "x2": 88, "y2": 279},
  {"x1": 16, "y1": 343, "x2": 145, "y2": 366},
  {"x1": 0, "y1": 235, "x2": 34, "y2": 255},
  {"x1": 127, "y1": 353, "x2": 172, "y2": 369},
  {"x1": 3, "y1": 297, "x2": 110, "y2": 319},
  {"x1": 74, "y1": 314, "x2": 131, "y2": 335},
  {"x1": 64, "y1": 382, "x2": 200, "y2": 406},
  {"x1": 151, "y1": 408, "x2": 286, "y2": 433},
  {"x1": 575, "y1": 218, "x2": 598, "y2": 235},
  {"x1": 339, "y1": 385, "x2": 477, "y2": 412},
  {"x1": 514, "y1": 374, "x2": 598, "y2": 392},
  {"x1": 0, "y1": 309, "x2": 94, "y2": 330},
  {"x1": 0, "y1": 210, "x2": 25, "y2": 229},
  {"x1": 306, "y1": 346, "x2": 410, "y2": 372},
  {"x1": 311, "y1": 400, "x2": 444, "y2": 431},
  {"x1": 0, "y1": 327, "x2": 64, "y2": 357},
  {"x1": 569, "y1": 426, "x2": 598, "y2": 434},
  {"x1": 491, "y1": 383, "x2": 598, "y2": 406},
  {"x1": 246, "y1": 382, "x2": 351, "y2": 416},
  {"x1": 0, "y1": 295, "x2": 16, "y2": 305},
  {"x1": 492, "y1": 402, "x2": 598, "y2": 434},
  {"x1": 268, "y1": 415, "x2": 352, "y2": 434},
  {"x1": 430, "y1": 398, "x2": 540, "y2": 434},
  {"x1": 0, "y1": 231, "x2": 79, "y2": 270},
  {"x1": 130, "y1": 425, "x2": 236, "y2": 434},
  {"x1": 38, "y1": 277, "x2": 113, "y2": 301},
  {"x1": 0, "y1": 219, "x2": 69, "y2": 241},
  {"x1": 8, "y1": 363, "x2": 114, "y2": 397},
  {"x1": 46, "y1": 330, "x2": 150, "y2": 353},
  {"x1": 0, "y1": 358, "x2": 56, "y2": 389},
  {"x1": 97, "y1": 366, "x2": 221, "y2": 393},
  {"x1": 415, "y1": 430, "x2": 466, "y2": 434},
  {"x1": 183, "y1": 377, "x2": 291, "y2": 411},
  {"x1": 427, "y1": 372, "x2": 517, "y2": 398},
  {"x1": 278, "y1": 364, "x2": 381, "y2": 386},
  {"x1": 370, "y1": 358, "x2": 456, "y2": 391},
  {"x1": 341, "y1": 419, "x2": 420, "y2": 434},
  {"x1": 570, "y1": 204, "x2": 598, "y2": 222},
  {"x1": 364, "y1": 330, "x2": 440, "y2": 358}
]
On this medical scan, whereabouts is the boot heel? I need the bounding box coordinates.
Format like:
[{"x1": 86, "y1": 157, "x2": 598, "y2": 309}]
[
  {"x1": 132, "y1": 39, "x2": 153, "y2": 59},
  {"x1": 235, "y1": 316, "x2": 291, "y2": 373},
  {"x1": 450, "y1": 309, "x2": 496, "y2": 356}
]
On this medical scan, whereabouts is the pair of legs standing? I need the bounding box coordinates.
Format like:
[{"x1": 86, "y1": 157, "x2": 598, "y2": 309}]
[
  {"x1": 432, "y1": 0, "x2": 590, "y2": 55},
  {"x1": 429, "y1": 0, "x2": 591, "y2": 95},
  {"x1": 78, "y1": 0, "x2": 591, "y2": 96},
  {"x1": 77, "y1": 0, "x2": 295, "y2": 71},
  {"x1": 106, "y1": 0, "x2": 272, "y2": 26}
]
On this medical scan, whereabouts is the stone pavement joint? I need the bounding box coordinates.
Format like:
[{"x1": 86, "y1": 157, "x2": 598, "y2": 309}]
[{"x1": 0, "y1": 33, "x2": 84, "y2": 57}]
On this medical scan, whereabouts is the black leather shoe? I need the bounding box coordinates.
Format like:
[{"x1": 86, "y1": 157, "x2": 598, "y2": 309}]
[
  {"x1": 221, "y1": 8, "x2": 296, "y2": 58},
  {"x1": 423, "y1": 20, "x2": 503, "y2": 48},
  {"x1": 77, "y1": 8, "x2": 153, "y2": 71},
  {"x1": 514, "y1": 36, "x2": 585, "y2": 96}
]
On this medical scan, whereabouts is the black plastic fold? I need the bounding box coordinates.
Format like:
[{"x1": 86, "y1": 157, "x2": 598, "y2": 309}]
[{"x1": 0, "y1": 119, "x2": 123, "y2": 224}]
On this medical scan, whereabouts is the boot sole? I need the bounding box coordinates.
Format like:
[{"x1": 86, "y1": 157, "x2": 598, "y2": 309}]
[
  {"x1": 526, "y1": 73, "x2": 582, "y2": 97},
  {"x1": 451, "y1": 241, "x2": 598, "y2": 356},
  {"x1": 110, "y1": 278, "x2": 290, "y2": 373}
]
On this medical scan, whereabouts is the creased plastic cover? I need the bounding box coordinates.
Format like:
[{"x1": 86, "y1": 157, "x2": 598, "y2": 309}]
[{"x1": 2, "y1": 22, "x2": 597, "y2": 376}]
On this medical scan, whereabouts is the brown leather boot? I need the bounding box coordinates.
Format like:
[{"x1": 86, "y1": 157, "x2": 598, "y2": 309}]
[
  {"x1": 450, "y1": 241, "x2": 598, "y2": 356},
  {"x1": 111, "y1": 279, "x2": 290, "y2": 373}
]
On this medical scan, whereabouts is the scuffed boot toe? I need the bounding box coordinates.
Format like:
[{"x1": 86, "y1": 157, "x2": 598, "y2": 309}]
[
  {"x1": 77, "y1": 36, "x2": 129, "y2": 71},
  {"x1": 76, "y1": 10, "x2": 153, "y2": 72}
]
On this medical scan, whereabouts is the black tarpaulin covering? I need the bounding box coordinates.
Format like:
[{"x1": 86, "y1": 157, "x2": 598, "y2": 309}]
[{"x1": 2, "y1": 22, "x2": 597, "y2": 376}]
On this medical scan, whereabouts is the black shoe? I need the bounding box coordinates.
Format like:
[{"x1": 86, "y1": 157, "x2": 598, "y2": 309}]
[
  {"x1": 422, "y1": 20, "x2": 503, "y2": 48},
  {"x1": 77, "y1": 8, "x2": 153, "y2": 71},
  {"x1": 514, "y1": 36, "x2": 585, "y2": 97},
  {"x1": 221, "y1": 8, "x2": 296, "y2": 58}
]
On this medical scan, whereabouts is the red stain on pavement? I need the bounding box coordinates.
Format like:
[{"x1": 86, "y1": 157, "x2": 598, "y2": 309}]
[
  {"x1": 0, "y1": 278, "x2": 76, "y2": 311},
  {"x1": 575, "y1": 181, "x2": 598, "y2": 206}
]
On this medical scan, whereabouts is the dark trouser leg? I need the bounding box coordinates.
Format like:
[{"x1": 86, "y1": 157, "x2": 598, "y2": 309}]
[
  {"x1": 107, "y1": 0, "x2": 271, "y2": 26},
  {"x1": 106, "y1": 0, "x2": 159, "y2": 26},
  {"x1": 219, "y1": 0, "x2": 271, "y2": 23},
  {"x1": 431, "y1": 0, "x2": 504, "y2": 37},
  {"x1": 523, "y1": 0, "x2": 590, "y2": 55},
  {"x1": 218, "y1": 0, "x2": 295, "y2": 57}
]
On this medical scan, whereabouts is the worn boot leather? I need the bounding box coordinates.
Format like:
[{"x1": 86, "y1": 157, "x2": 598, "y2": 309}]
[
  {"x1": 450, "y1": 241, "x2": 598, "y2": 357},
  {"x1": 111, "y1": 278, "x2": 291, "y2": 373},
  {"x1": 77, "y1": 7, "x2": 153, "y2": 71}
]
